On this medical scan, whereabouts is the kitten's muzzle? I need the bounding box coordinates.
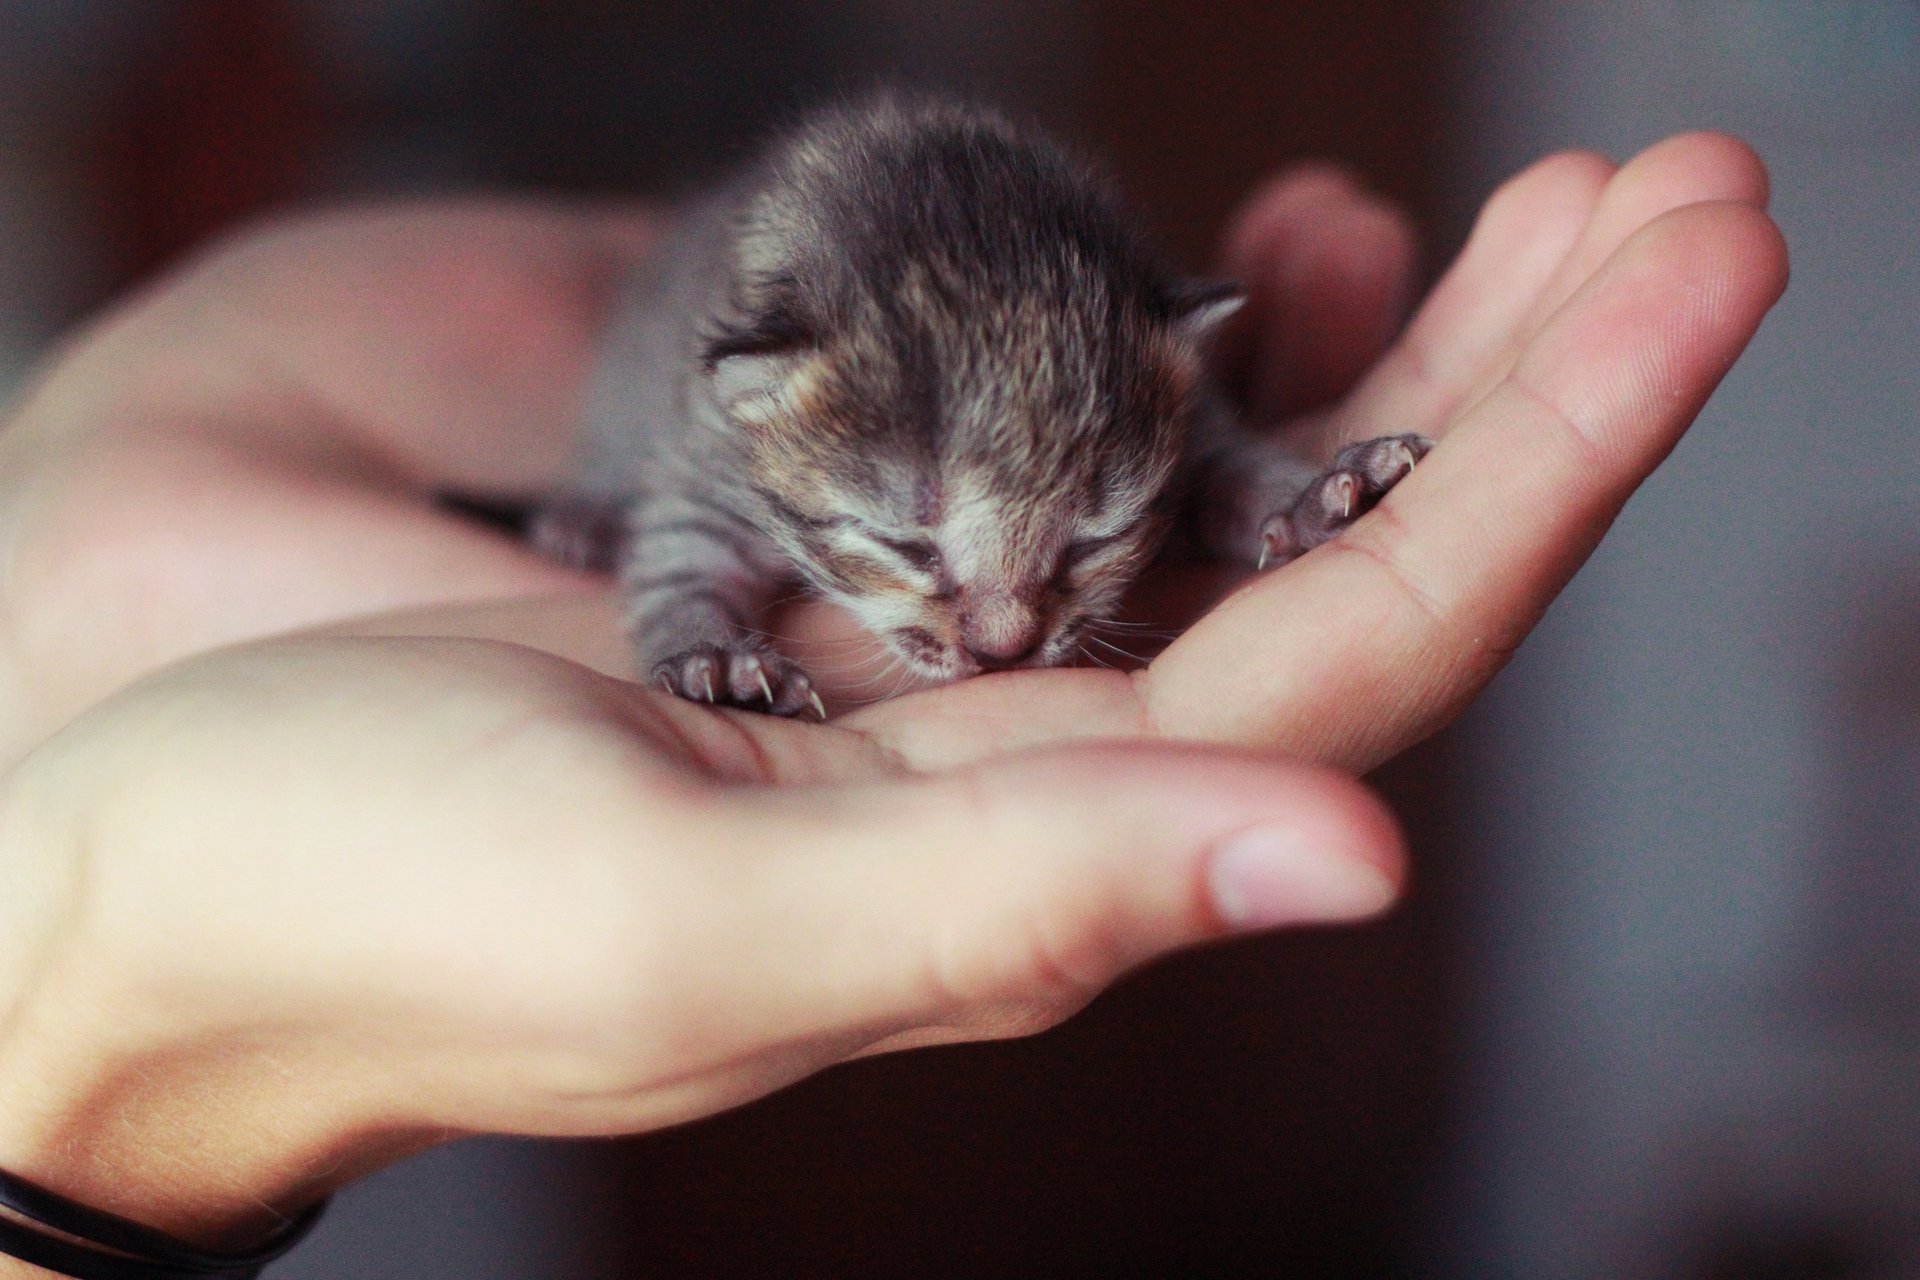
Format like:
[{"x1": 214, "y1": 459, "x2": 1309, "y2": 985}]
[
  {"x1": 965, "y1": 638, "x2": 1041, "y2": 671},
  {"x1": 958, "y1": 592, "x2": 1044, "y2": 671}
]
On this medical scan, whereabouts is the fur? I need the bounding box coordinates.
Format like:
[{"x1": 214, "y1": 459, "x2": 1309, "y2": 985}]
[{"x1": 537, "y1": 95, "x2": 1425, "y2": 715}]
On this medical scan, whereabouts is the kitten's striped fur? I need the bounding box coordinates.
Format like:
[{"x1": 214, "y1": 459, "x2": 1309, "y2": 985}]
[{"x1": 540, "y1": 96, "x2": 1426, "y2": 715}]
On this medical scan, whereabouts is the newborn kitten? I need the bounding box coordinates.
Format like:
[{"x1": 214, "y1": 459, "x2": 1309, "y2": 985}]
[{"x1": 536, "y1": 96, "x2": 1427, "y2": 716}]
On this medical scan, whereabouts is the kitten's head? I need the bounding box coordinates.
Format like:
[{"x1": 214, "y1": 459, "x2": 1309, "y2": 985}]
[{"x1": 703, "y1": 98, "x2": 1241, "y2": 680}]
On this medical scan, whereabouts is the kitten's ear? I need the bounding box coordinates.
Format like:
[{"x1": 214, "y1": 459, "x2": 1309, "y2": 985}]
[
  {"x1": 702, "y1": 310, "x2": 815, "y2": 407},
  {"x1": 707, "y1": 350, "x2": 806, "y2": 407},
  {"x1": 1162, "y1": 279, "x2": 1246, "y2": 345}
]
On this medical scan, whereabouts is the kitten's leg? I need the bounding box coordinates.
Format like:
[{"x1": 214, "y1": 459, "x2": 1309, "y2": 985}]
[
  {"x1": 529, "y1": 494, "x2": 629, "y2": 573},
  {"x1": 622, "y1": 497, "x2": 824, "y2": 719},
  {"x1": 1193, "y1": 428, "x2": 1432, "y2": 571}
]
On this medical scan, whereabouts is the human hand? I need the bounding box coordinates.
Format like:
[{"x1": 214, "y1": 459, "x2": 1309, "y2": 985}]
[
  {"x1": 0, "y1": 632, "x2": 1400, "y2": 1252},
  {"x1": 0, "y1": 133, "x2": 1786, "y2": 1263}
]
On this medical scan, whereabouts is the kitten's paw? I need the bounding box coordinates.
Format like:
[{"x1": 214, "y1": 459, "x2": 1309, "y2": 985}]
[
  {"x1": 651, "y1": 644, "x2": 826, "y2": 720},
  {"x1": 1256, "y1": 433, "x2": 1433, "y2": 569}
]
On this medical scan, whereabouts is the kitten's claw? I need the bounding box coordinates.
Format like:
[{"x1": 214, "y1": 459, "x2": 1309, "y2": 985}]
[
  {"x1": 1330, "y1": 473, "x2": 1356, "y2": 520},
  {"x1": 650, "y1": 643, "x2": 822, "y2": 718},
  {"x1": 1254, "y1": 433, "x2": 1432, "y2": 570},
  {"x1": 808, "y1": 691, "x2": 828, "y2": 722}
]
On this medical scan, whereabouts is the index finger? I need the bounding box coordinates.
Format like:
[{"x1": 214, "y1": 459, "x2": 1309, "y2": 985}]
[{"x1": 1140, "y1": 200, "x2": 1789, "y2": 770}]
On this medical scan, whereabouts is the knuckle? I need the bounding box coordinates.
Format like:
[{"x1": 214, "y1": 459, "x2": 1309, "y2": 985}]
[
  {"x1": 1503, "y1": 369, "x2": 1613, "y2": 472},
  {"x1": 1324, "y1": 499, "x2": 1449, "y2": 629},
  {"x1": 916, "y1": 872, "x2": 1134, "y2": 1033}
]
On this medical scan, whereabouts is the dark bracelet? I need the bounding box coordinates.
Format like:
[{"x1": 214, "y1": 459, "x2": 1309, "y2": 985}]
[{"x1": 0, "y1": 1167, "x2": 325, "y2": 1280}]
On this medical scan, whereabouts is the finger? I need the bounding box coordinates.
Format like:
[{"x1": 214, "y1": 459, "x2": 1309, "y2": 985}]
[
  {"x1": 1343, "y1": 133, "x2": 1768, "y2": 444},
  {"x1": 1144, "y1": 200, "x2": 1789, "y2": 769},
  {"x1": 1217, "y1": 166, "x2": 1419, "y2": 422},
  {"x1": 1502, "y1": 132, "x2": 1770, "y2": 353},
  {"x1": 1333, "y1": 148, "x2": 1615, "y2": 442},
  {"x1": 689, "y1": 745, "x2": 1402, "y2": 1062}
]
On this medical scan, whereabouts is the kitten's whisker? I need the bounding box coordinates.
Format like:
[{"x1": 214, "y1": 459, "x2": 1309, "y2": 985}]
[
  {"x1": 794, "y1": 642, "x2": 888, "y2": 666},
  {"x1": 814, "y1": 649, "x2": 922, "y2": 700},
  {"x1": 766, "y1": 589, "x2": 812, "y2": 612},
  {"x1": 799, "y1": 643, "x2": 904, "y2": 677},
  {"x1": 1086, "y1": 635, "x2": 1149, "y2": 665},
  {"x1": 733, "y1": 622, "x2": 870, "y2": 651},
  {"x1": 1076, "y1": 643, "x2": 1118, "y2": 672},
  {"x1": 842, "y1": 670, "x2": 919, "y2": 708},
  {"x1": 1086, "y1": 618, "x2": 1178, "y2": 641}
]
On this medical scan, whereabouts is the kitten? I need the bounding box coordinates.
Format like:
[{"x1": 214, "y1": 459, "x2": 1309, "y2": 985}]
[{"x1": 535, "y1": 95, "x2": 1427, "y2": 716}]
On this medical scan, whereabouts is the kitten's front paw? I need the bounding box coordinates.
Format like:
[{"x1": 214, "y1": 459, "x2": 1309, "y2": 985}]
[
  {"x1": 651, "y1": 644, "x2": 826, "y2": 720},
  {"x1": 1257, "y1": 433, "x2": 1433, "y2": 569}
]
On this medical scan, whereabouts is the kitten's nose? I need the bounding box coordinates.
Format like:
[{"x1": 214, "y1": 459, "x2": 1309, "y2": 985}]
[
  {"x1": 965, "y1": 637, "x2": 1041, "y2": 672},
  {"x1": 960, "y1": 591, "x2": 1042, "y2": 670}
]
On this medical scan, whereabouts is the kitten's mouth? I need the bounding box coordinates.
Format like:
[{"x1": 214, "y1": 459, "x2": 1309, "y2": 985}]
[
  {"x1": 888, "y1": 626, "x2": 1076, "y2": 680},
  {"x1": 889, "y1": 627, "x2": 970, "y2": 679}
]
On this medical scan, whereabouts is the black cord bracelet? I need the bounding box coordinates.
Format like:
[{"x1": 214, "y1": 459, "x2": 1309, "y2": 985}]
[{"x1": 0, "y1": 1167, "x2": 325, "y2": 1280}]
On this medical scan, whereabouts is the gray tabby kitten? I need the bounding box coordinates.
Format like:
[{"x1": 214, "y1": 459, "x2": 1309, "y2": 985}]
[{"x1": 536, "y1": 96, "x2": 1427, "y2": 716}]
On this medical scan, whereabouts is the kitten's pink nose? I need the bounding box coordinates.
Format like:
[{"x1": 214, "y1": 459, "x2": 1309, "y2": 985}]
[
  {"x1": 965, "y1": 637, "x2": 1041, "y2": 671},
  {"x1": 960, "y1": 595, "x2": 1043, "y2": 670}
]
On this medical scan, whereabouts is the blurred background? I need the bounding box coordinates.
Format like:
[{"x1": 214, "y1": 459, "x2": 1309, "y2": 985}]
[{"x1": 2, "y1": 1, "x2": 1917, "y2": 1276}]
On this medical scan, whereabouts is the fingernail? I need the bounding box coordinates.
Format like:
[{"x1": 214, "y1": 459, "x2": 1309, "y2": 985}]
[{"x1": 1207, "y1": 829, "x2": 1396, "y2": 930}]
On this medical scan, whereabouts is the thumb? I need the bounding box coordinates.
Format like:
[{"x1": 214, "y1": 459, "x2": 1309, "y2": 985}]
[{"x1": 701, "y1": 743, "x2": 1403, "y2": 1053}]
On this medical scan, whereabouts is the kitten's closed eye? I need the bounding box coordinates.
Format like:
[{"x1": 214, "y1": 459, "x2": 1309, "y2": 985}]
[
  {"x1": 870, "y1": 534, "x2": 942, "y2": 574},
  {"x1": 758, "y1": 489, "x2": 849, "y2": 534}
]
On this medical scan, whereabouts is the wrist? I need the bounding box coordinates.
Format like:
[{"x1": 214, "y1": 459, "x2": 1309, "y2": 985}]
[
  {"x1": 0, "y1": 749, "x2": 428, "y2": 1268},
  {"x1": 0, "y1": 1014, "x2": 406, "y2": 1256}
]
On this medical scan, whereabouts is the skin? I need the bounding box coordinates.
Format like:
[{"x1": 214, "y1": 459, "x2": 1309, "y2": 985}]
[{"x1": 0, "y1": 133, "x2": 1784, "y2": 1269}]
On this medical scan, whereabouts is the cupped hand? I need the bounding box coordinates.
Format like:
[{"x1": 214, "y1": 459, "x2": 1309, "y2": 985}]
[
  {"x1": 0, "y1": 134, "x2": 1787, "y2": 1255},
  {"x1": 0, "y1": 631, "x2": 1399, "y2": 1245}
]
